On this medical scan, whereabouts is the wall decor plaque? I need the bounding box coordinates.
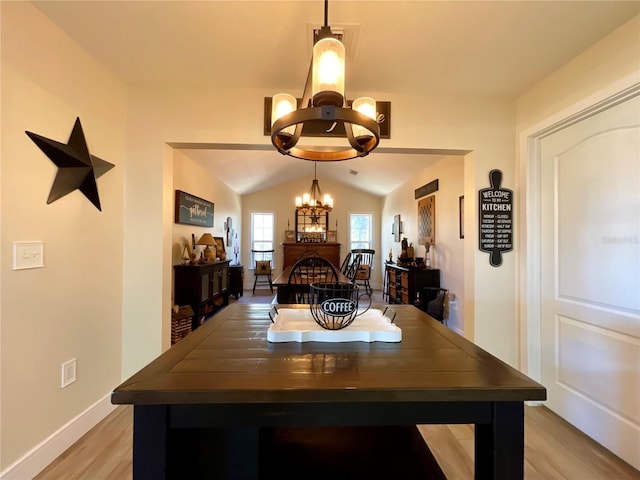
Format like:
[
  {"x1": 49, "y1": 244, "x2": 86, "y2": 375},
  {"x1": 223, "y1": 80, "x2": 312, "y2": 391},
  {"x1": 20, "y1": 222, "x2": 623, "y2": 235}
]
[
  {"x1": 418, "y1": 195, "x2": 436, "y2": 246},
  {"x1": 174, "y1": 190, "x2": 214, "y2": 227},
  {"x1": 479, "y1": 170, "x2": 513, "y2": 266},
  {"x1": 26, "y1": 117, "x2": 115, "y2": 211},
  {"x1": 415, "y1": 179, "x2": 439, "y2": 199}
]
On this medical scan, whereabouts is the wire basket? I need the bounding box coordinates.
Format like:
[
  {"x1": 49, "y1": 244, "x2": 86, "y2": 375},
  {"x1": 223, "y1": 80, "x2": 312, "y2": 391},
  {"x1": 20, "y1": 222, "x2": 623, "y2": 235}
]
[{"x1": 309, "y1": 282, "x2": 371, "y2": 330}]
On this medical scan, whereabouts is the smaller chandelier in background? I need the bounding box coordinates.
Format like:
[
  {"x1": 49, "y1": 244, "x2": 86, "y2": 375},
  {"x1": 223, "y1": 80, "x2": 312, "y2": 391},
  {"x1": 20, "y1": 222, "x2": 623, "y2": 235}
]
[
  {"x1": 295, "y1": 162, "x2": 333, "y2": 218},
  {"x1": 270, "y1": 0, "x2": 380, "y2": 162}
]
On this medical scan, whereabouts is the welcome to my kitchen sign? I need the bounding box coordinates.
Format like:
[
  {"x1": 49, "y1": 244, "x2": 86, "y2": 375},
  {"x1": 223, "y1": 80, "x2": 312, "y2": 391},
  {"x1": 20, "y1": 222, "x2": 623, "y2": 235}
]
[{"x1": 479, "y1": 170, "x2": 513, "y2": 267}]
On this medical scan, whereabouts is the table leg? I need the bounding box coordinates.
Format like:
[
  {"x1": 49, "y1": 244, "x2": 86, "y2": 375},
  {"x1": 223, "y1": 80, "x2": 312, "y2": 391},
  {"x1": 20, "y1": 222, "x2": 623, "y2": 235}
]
[
  {"x1": 134, "y1": 406, "x2": 259, "y2": 479},
  {"x1": 474, "y1": 401, "x2": 524, "y2": 480},
  {"x1": 133, "y1": 405, "x2": 169, "y2": 480}
]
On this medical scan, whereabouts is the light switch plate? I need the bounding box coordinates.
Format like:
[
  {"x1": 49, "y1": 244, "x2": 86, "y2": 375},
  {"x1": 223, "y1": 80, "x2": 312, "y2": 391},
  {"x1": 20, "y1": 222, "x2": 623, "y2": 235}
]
[{"x1": 13, "y1": 242, "x2": 44, "y2": 270}]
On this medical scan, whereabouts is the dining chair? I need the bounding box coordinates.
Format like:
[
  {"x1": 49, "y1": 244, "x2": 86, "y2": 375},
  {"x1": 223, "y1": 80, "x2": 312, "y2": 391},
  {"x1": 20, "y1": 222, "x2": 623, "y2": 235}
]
[
  {"x1": 351, "y1": 249, "x2": 375, "y2": 295},
  {"x1": 340, "y1": 251, "x2": 362, "y2": 282},
  {"x1": 420, "y1": 287, "x2": 449, "y2": 324},
  {"x1": 286, "y1": 256, "x2": 339, "y2": 303},
  {"x1": 252, "y1": 249, "x2": 275, "y2": 293}
]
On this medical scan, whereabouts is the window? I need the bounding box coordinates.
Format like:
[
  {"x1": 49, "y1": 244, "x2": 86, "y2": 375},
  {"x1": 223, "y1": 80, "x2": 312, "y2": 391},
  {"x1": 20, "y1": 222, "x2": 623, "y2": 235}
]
[
  {"x1": 251, "y1": 212, "x2": 274, "y2": 268},
  {"x1": 349, "y1": 213, "x2": 372, "y2": 250}
]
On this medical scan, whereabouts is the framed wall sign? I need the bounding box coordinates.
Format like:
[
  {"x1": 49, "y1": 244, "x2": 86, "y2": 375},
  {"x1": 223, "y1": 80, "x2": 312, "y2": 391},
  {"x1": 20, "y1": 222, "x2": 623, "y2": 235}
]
[
  {"x1": 174, "y1": 190, "x2": 214, "y2": 227},
  {"x1": 415, "y1": 179, "x2": 439, "y2": 199}
]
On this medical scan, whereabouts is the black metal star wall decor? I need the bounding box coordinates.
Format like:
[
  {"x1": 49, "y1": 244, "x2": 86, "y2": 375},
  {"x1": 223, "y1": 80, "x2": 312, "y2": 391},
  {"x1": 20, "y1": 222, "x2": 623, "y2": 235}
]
[{"x1": 26, "y1": 117, "x2": 115, "y2": 211}]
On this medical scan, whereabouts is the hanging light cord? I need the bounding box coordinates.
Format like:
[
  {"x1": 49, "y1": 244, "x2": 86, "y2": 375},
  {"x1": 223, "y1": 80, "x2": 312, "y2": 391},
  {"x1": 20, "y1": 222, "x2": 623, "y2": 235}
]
[{"x1": 324, "y1": 0, "x2": 328, "y2": 27}]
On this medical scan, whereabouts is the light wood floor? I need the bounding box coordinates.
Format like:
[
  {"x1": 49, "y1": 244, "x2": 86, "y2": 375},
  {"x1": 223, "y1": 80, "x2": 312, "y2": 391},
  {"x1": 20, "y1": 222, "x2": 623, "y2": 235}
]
[{"x1": 35, "y1": 404, "x2": 639, "y2": 480}]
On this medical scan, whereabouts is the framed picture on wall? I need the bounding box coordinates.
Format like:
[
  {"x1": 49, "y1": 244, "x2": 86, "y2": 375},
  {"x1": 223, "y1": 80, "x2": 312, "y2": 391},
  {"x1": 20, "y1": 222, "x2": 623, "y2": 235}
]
[
  {"x1": 285, "y1": 230, "x2": 295, "y2": 242},
  {"x1": 214, "y1": 236, "x2": 225, "y2": 254},
  {"x1": 417, "y1": 195, "x2": 435, "y2": 245},
  {"x1": 326, "y1": 230, "x2": 337, "y2": 243},
  {"x1": 393, "y1": 214, "x2": 403, "y2": 242},
  {"x1": 459, "y1": 196, "x2": 465, "y2": 239}
]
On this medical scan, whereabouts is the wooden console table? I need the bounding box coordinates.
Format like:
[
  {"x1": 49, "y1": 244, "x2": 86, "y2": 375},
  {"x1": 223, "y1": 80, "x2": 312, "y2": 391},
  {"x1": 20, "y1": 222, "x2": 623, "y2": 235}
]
[{"x1": 281, "y1": 242, "x2": 341, "y2": 269}]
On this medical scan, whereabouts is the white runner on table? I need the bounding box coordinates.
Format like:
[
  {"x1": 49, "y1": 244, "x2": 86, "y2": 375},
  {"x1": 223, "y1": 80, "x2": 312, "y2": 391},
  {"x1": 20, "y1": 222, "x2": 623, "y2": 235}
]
[{"x1": 267, "y1": 308, "x2": 401, "y2": 343}]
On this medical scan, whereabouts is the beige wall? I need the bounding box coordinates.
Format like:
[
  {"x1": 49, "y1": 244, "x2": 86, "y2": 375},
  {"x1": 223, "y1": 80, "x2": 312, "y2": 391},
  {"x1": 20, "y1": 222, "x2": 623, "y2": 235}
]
[
  {"x1": 382, "y1": 155, "x2": 465, "y2": 333},
  {"x1": 172, "y1": 151, "x2": 242, "y2": 269},
  {"x1": 0, "y1": 2, "x2": 127, "y2": 471},
  {"x1": 517, "y1": 15, "x2": 640, "y2": 131}
]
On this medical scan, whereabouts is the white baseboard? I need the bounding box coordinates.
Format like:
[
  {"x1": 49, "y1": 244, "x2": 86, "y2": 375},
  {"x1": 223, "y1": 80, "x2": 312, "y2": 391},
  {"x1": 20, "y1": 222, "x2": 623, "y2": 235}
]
[
  {"x1": 0, "y1": 393, "x2": 116, "y2": 480},
  {"x1": 451, "y1": 325, "x2": 464, "y2": 336}
]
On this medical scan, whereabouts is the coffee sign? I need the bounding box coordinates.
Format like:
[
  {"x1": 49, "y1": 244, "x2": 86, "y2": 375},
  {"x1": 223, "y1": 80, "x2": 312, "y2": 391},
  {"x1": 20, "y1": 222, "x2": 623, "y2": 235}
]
[
  {"x1": 321, "y1": 298, "x2": 356, "y2": 317},
  {"x1": 479, "y1": 170, "x2": 513, "y2": 266}
]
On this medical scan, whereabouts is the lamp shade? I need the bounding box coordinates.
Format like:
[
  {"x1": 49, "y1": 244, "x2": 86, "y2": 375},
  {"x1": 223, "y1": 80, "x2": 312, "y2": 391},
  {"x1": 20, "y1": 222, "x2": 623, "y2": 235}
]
[
  {"x1": 352, "y1": 97, "x2": 377, "y2": 142},
  {"x1": 196, "y1": 233, "x2": 216, "y2": 246},
  {"x1": 197, "y1": 233, "x2": 217, "y2": 262},
  {"x1": 271, "y1": 93, "x2": 297, "y2": 139},
  {"x1": 312, "y1": 36, "x2": 345, "y2": 107}
]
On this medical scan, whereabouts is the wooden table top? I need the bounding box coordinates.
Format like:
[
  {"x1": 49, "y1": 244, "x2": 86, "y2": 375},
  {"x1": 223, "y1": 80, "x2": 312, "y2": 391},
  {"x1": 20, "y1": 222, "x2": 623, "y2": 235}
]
[
  {"x1": 111, "y1": 304, "x2": 546, "y2": 406},
  {"x1": 272, "y1": 265, "x2": 350, "y2": 286}
]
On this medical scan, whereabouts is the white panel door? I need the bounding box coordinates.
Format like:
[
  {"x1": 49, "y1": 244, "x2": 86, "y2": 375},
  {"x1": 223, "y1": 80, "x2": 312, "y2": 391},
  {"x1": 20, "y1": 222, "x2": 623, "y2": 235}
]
[{"x1": 540, "y1": 93, "x2": 640, "y2": 469}]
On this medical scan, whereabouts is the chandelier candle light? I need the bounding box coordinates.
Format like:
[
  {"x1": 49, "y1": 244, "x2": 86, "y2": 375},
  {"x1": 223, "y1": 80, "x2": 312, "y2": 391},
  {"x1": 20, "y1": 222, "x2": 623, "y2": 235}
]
[{"x1": 270, "y1": 0, "x2": 380, "y2": 162}]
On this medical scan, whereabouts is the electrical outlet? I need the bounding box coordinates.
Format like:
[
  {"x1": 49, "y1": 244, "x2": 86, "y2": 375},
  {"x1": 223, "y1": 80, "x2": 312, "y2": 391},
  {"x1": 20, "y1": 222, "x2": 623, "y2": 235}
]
[
  {"x1": 61, "y1": 359, "x2": 77, "y2": 388},
  {"x1": 448, "y1": 293, "x2": 458, "y2": 310},
  {"x1": 13, "y1": 242, "x2": 44, "y2": 270}
]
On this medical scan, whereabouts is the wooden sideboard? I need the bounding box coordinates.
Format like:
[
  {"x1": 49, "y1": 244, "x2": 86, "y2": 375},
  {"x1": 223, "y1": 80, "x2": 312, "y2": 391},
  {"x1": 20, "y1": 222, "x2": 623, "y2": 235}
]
[
  {"x1": 281, "y1": 242, "x2": 341, "y2": 269},
  {"x1": 173, "y1": 261, "x2": 230, "y2": 330},
  {"x1": 386, "y1": 264, "x2": 440, "y2": 306}
]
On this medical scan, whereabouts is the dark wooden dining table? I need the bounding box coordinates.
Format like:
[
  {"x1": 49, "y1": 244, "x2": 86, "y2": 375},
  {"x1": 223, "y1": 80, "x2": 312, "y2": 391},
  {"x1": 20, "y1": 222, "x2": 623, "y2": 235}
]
[
  {"x1": 111, "y1": 303, "x2": 546, "y2": 479},
  {"x1": 272, "y1": 265, "x2": 351, "y2": 303}
]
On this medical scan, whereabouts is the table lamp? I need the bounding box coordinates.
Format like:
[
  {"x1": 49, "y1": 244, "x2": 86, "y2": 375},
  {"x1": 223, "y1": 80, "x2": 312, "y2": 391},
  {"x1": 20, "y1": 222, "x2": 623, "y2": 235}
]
[{"x1": 197, "y1": 233, "x2": 217, "y2": 263}]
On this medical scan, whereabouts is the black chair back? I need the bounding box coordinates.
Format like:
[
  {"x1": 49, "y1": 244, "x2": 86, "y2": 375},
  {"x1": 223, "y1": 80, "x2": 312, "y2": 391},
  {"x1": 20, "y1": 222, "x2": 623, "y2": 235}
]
[
  {"x1": 351, "y1": 248, "x2": 375, "y2": 295},
  {"x1": 287, "y1": 256, "x2": 339, "y2": 303},
  {"x1": 420, "y1": 287, "x2": 448, "y2": 323},
  {"x1": 340, "y1": 252, "x2": 362, "y2": 282}
]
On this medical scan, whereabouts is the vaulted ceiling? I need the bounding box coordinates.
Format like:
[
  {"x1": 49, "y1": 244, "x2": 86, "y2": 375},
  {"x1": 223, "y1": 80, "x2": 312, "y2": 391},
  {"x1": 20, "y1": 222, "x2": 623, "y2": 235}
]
[{"x1": 33, "y1": 1, "x2": 639, "y2": 195}]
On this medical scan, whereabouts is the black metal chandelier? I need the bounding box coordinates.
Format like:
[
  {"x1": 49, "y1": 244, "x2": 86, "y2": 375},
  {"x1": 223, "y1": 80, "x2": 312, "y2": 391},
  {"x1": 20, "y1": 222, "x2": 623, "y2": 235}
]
[
  {"x1": 295, "y1": 162, "x2": 333, "y2": 216},
  {"x1": 270, "y1": 0, "x2": 380, "y2": 162}
]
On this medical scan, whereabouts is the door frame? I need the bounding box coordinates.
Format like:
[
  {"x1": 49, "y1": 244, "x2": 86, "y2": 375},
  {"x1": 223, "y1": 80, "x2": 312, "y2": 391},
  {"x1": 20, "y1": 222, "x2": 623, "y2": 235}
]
[{"x1": 517, "y1": 77, "x2": 640, "y2": 387}]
